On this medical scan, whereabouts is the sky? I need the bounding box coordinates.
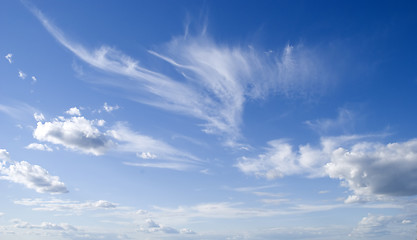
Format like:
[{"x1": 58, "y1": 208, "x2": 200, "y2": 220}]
[{"x1": 1, "y1": 0, "x2": 417, "y2": 239}]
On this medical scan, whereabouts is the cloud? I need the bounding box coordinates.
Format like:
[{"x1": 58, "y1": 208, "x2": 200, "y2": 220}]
[
  {"x1": 137, "y1": 152, "x2": 157, "y2": 159},
  {"x1": 0, "y1": 150, "x2": 67, "y2": 194},
  {"x1": 32, "y1": 110, "x2": 200, "y2": 170},
  {"x1": 18, "y1": 70, "x2": 27, "y2": 79},
  {"x1": 103, "y1": 102, "x2": 119, "y2": 113},
  {"x1": 65, "y1": 107, "x2": 81, "y2": 116},
  {"x1": 305, "y1": 108, "x2": 355, "y2": 134},
  {"x1": 12, "y1": 219, "x2": 78, "y2": 232},
  {"x1": 33, "y1": 115, "x2": 113, "y2": 155},
  {"x1": 139, "y1": 219, "x2": 180, "y2": 234},
  {"x1": 237, "y1": 136, "x2": 417, "y2": 202},
  {"x1": 31, "y1": 7, "x2": 326, "y2": 144},
  {"x1": 25, "y1": 143, "x2": 53, "y2": 152},
  {"x1": 5, "y1": 53, "x2": 12, "y2": 63},
  {"x1": 0, "y1": 149, "x2": 10, "y2": 162},
  {"x1": 14, "y1": 198, "x2": 117, "y2": 212},
  {"x1": 0, "y1": 102, "x2": 38, "y2": 120},
  {"x1": 31, "y1": 76, "x2": 37, "y2": 83},
  {"x1": 34, "y1": 112, "x2": 45, "y2": 121},
  {"x1": 139, "y1": 219, "x2": 195, "y2": 235}
]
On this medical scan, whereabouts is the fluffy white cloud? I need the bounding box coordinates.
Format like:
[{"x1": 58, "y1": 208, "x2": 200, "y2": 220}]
[
  {"x1": 0, "y1": 149, "x2": 10, "y2": 162},
  {"x1": 18, "y1": 70, "x2": 27, "y2": 79},
  {"x1": 0, "y1": 156, "x2": 67, "y2": 194},
  {"x1": 31, "y1": 110, "x2": 199, "y2": 170},
  {"x1": 326, "y1": 139, "x2": 417, "y2": 202},
  {"x1": 65, "y1": 107, "x2": 81, "y2": 116},
  {"x1": 237, "y1": 136, "x2": 417, "y2": 202},
  {"x1": 25, "y1": 143, "x2": 53, "y2": 152},
  {"x1": 14, "y1": 198, "x2": 117, "y2": 212},
  {"x1": 103, "y1": 102, "x2": 119, "y2": 113},
  {"x1": 34, "y1": 112, "x2": 45, "y2": 121},
  {"x1": 5, "y1": 53, "x2": 12, "y2": 63},
  {"x1": 33, "y1": 116, "x2": 112, "y2": 155},
  {"x1": 33, "y1": 8, "x2": 326, "y2": 144}
]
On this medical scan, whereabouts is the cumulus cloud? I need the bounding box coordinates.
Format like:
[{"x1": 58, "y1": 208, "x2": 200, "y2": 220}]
[
  {"x1": 5, "y1": 53, "x2": 13, "y2": 63},
  {"x1": 0, "y1": 149, "x2": 67, "y2": 194},
  {"x1": 33, "y1": 115, "x2": 112, "y2": 155},
  {"x1": 34, "y1": 112, "x2": 45, "y2": 121},
  {"x1": 14, "y1": 198, "x2": 116, "y2": 212},
  {"x1": 18, "y1": 70, "x2": 27, "y2": 79},
  {"x1": 65, "y1": 107, "x2": 81, "y2": 116},
  {"x1": 32, "y1": 110, "x2": 199, "y2": 170},
  {"x1": 237, "y1": 136, "x2": 417, "y2": 202},
  {"x1": 25, "y1": 143, "x2": 53, "y2": 152},
  {"x1": 32, "y1": 7, "x2": 326, "y2": 144},
  {"x1": 0, "y1": 149, "x2": 10, "y2": 162},
  {"x1": 139, "y1": 219, "x2": 194, "y2": 234},
  {"x1": 103, "y1": 102, "x2": 119, "y2": 113}
]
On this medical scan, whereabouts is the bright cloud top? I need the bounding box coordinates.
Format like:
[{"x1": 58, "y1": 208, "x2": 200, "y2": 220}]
[
  {"x1": 5, "y1": 53, "x2": 13, "y2": 63},
  {"x1": 237, "y1": 136, "x2": 417, "y2": 203},
  {"x1": 31, "y1": 8, "x2": 326, "y2": 144},
  {"x1": 0, "y1": 149, "x2": 68, "y2": 194},
  {"x1": 32, "y1": 108, "x2": 200, "y2": 170}
]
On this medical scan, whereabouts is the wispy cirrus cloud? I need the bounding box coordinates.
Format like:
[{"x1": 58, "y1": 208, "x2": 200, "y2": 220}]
[
  {"x1": 30, "y1": 7, "x2": 327, "y2": 145},
  {"x1": 0, "y1": 149, "x2": 68, "y2": 194},
  {"x1": 14, "y1": 198, "x2": 116, "y2": 212}
]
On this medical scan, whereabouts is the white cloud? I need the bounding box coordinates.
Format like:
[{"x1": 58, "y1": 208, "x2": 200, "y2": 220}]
[
  {"x1": 103, "y1": 102, "x2": 119, "y2": 113},
  {"x1": 14, "y1": 198, "x2": 117, "y2": 212},
  {"x1": 0, "y1": 150, "x2": 67, "y2": 194},
  {"x1": 237, "y1": 136, "x2": 417, "y2": 202},
  {"x1": 25, "y1": 143, "x2": 53, "y2": 152},
  {"x1": 65, "y1": 107, "x2": 81, "y2": 116},
  {"x1": 34, "y1": 112, "x2": 45, "y2": 121},
  {"x1": 33, "y1": 115, "x2": 112, "y2": 155},
  {"x1": 0, "y1": 149, "x2": 10, "y2": 162},
  {"x1": 137, "y1": 152, "x2": 157, "y2": 159},
  {"x1": 31, "y1": 76, "x2": 37, "y2": 83},
  {"x1": 32, "y1": 8, "x2": 326, "y2": 144},
  {"x1": 18, "y1": 70, "x2": 27, "y2": 79},
  {"x1": 350, "y1": 214, "x2": 393, "y2": 238},
  {"x1": 32, "y1": 111, "x2": 199, "y2": 170},
  {"x1": 5, "y1": 53, "x2": 12, "y2": 63},
  {"x1": 12, "y1": 219, "x2": 78, "y2": 232},
  {"x1": 139, "y1": 219, "x2": 180, "y2": 234}
]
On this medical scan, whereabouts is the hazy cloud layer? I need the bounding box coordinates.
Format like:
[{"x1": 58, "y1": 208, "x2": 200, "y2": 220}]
[
  {"x1": 237, "y1": 137, "x2": 417, "y2": 202},
  {"x1": 14, "y1": 198, "x2": 116, "y2": 212}
]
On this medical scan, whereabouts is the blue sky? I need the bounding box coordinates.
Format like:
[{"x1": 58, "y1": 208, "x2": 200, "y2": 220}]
[{"x1": 1, "y1": 0, "x2": 417, "y2": 239}]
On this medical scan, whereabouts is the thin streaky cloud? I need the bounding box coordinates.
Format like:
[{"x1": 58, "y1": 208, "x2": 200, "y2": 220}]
[{"x1": 31, "y1": 7, "x2": 326, "y2": 145}]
